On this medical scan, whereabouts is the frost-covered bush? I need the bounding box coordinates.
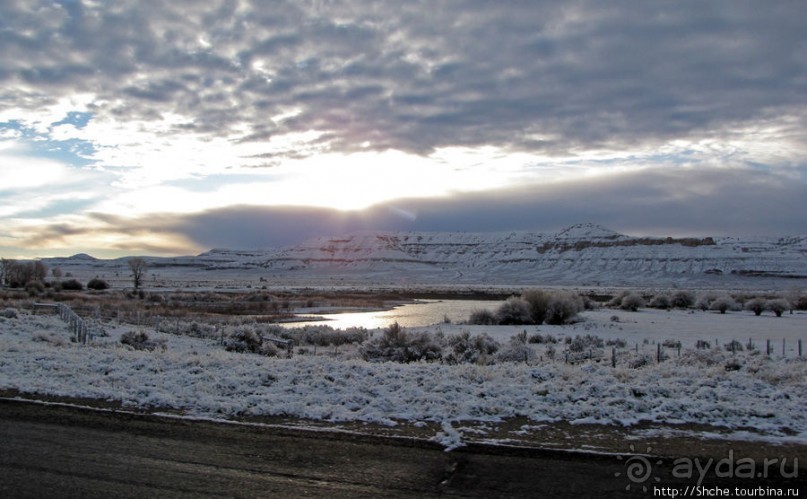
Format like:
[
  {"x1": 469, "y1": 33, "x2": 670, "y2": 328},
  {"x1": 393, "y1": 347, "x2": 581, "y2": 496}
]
[
  {"x1": 495, "y1": 297, "x2": 532, "y2": 325},
  {"x1": 619, "y1": 293, "x2": 645, "y2": 312},
  {"x1": 766, "y1": 299, "x2": 790, "y2": 317},
  {"x1": 627, "y1": 353, "x2": 654, "y2": 369},
  {"x1": 120, "y1": 330, "x2": 165, "y2": 351},
  {"x1": 568, "y1": 334, "x2": 604, "y2": 353},
  {"x1": 670, "y1": 291, "x2": 695, "y2": 309},
  {"x1": 679, "y1": 348, "x2": 725, "y2": 366},
  {"x1": 183, "y1": 321, "x2": 217, "y2": 339},
  {"x1": 695, "y1": 292, "x2": 719, "y2": 311},
  {"x1": 724, "y1": 358, "x2": 743, "y2": 371},
  {"x1": 289, "y1": 325, "x2": 368, "y2": 347},
  {"x1": 224, "y1": 326, "x2": 261, "y2": 353},
  {"x1": 709, "y1": 296, "x2": 739, "y2": 314},
  {"x1": 274, "y1": 325, "x2": 365, "y2": 348},
  {"x1": 521, "y1": 289, "x2": 550, "y2": 324},
  {"x1": 1, "y1": 307, "x2": 19, "y2": 319},
  {"x1": 496, "y1": 331, "x2": 536, "y2": 363},
  {"x1": 606, "y1": 337, "x2": 627, "y2": 348},
  {"x1": 32, "y1": 331, "x2": 66, "y2": 346},
  {"x1": 444, "y1": 331, "x2": 500, "y2": 365},
  {"x1": 607, "y1": 291, "x2": 628, "y2": 308},
  {"x1": 545, "y1": 292, "x2": 584, "y2": 325},
  {"x1": 745, "y1": 298, "x2": 767, "y2": 316},
  {"x1": 467, "y1": 308, "x2": 497, "y2": 325},
  {"x1": 360, "y1": 322, "x2": 442, "y2": 363},
  {"x1": 528, "y1": 333, "x2": 557, "y2": 344},
  {"x1": 648, "y1": 294, "x2": 671, "y2": 309},
  {"x1": 224, "y1": 326, "x2": 277, "y2": 356}
]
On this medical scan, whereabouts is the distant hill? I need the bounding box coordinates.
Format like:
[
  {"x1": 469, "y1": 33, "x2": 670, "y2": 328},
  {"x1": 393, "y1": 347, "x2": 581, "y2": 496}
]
[{"x1": 42, "y1": 224, "x2": 807, "y2": 288}]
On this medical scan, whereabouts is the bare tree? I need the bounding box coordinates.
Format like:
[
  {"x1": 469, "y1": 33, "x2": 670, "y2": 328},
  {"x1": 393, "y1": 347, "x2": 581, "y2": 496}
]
[
  {"x1": 0, "y1": 258, "x2": 8, "y2": 287},
  {"x1": 128, "y1": 257, "x2": 148, "y2": 291}
]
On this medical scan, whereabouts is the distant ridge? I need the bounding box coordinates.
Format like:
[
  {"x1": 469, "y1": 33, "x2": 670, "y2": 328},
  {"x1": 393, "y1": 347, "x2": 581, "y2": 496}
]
[{"x1": 40, "y1": 224, "x2": 807, "y2": 287}]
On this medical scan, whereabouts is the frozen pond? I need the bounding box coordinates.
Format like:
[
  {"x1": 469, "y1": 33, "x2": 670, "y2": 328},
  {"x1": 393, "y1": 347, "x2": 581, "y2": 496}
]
[{"x1": 283, "y1": 299, "x2": 504, "y2": 329}]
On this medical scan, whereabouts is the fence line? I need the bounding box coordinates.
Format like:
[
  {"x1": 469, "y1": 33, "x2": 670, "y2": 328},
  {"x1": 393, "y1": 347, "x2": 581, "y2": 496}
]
[{"x1": 33, "y1": 302, "x2": 89, "y2": 344}]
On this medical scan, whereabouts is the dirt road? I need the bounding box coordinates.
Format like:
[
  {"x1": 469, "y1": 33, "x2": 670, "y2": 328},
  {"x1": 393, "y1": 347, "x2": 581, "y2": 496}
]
[{"x1": 1, "y1": 399, "x2": 804, "y2": 498}]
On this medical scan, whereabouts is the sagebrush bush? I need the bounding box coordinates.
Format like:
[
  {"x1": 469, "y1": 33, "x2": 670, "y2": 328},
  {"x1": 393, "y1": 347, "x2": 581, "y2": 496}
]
[
  {"x1": 521, "y1": 289, "x2": 550, "y2": 324},
  {"x1": 710, "y1": 296, "x2": 739, "y2": 314},
  {"x1": 120, "y1": 330, "x2": 164, "y2": 351},
  {"x1": 528, "y1": 333, "x2": 557, "y2": 344},
  {"x1": 670, "y1": 291, "x2": 695, "y2": 309},
  {"x1": 695, "y1": 292, "x2": 719, "y2": 311},
  {"x1": 1, "y1": 307, "x2": 18, "y2": 319},
  {"x1": 745, "y1": 298, "x2": 767, "y2": 316},
  {"x1": 468, "y1": 308, "x2": 497, "y2": 325},
  {"x1": 545, "y1": 292, "x2": 584, "y2": 325},
  {"x1": 274, "y1": 325, "x2": 366, "y2": 348},
  {"x1": 224, "y1": 326, "x2": 277, "y2": 356},
  {"x1": 495, "y1": 297, "x2": 532, "y2": 325},
  {"x1": 649, "y1": 294, "x2": 671, "y2": 309},
  {"x1": 496, "y1": 332, "x2": 536, "y2": 363},
  {"x1": 360, "y1": 322, "x2": 442, "y2": 363},
  {"x1": 568, "y1": 334, "x2": 604, "y2": 353},
  {"x1": 607, "y1": 291, "x2": 632, "y2": 308},
  {"x1": 766, "y1": 298, "x2": 789, "y2": 317},
  {"x1": 444, "y1": 331, "x2": 500, "y2": 365},
  {"x1": 619, "y1": 293, "x2": 645, "y2": 312}
]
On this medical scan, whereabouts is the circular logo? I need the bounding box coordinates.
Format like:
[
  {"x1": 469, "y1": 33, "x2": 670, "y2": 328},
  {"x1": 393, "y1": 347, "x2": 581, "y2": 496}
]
[{"x1": 615, "y1": 445, "x2": 662, "y2": 492}]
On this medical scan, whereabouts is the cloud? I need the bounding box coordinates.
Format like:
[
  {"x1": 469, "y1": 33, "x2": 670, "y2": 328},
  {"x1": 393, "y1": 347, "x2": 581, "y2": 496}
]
[
  {"x1": 1, "y1": 1, "x2": 806, "y2": 256},
  {"x1": 1, "y1": 1, "x2": 805, "y2": 161}
]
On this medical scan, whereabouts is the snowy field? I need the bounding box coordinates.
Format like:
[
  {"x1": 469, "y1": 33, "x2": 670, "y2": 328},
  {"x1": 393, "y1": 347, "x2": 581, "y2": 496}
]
[{"x1": 1, "y1": 306, "x2": 806, "y2": 450}]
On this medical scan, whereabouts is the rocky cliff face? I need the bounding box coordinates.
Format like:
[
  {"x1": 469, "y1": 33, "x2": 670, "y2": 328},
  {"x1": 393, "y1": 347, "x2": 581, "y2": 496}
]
[
  {"x1": 45, "y1": 224, "x2": 807, "y2": 287},
  {"x1": 256, "y1": 223, "x2": 807, "y2": 285}
]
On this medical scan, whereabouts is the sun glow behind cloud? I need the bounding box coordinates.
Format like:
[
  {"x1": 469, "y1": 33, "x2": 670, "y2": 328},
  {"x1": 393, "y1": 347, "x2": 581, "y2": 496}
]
[{"x1": 0, "y1": 1, "x2": 805, "y2": 256}]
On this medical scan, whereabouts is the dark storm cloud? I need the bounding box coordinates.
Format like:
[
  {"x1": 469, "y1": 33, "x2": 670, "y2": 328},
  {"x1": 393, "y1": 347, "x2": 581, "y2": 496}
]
[
  {"x1": 398, "y1": 168, "x2": 807, "y2": 238},
  {"x1": 2, "y1": 0, "x2": 805, "y2": 156},
  {"x1": 164, "y1": 167, "x2": 807, "y2": 249}
]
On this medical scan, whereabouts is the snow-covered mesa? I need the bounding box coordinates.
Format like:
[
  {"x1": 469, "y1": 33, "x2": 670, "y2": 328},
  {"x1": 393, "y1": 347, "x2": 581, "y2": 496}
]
[
  {"x1": 1, "y1": 310, "x2": 805, "y2": 448},
  {"x1": 43, "y1": 223, "x2": 807, "y2": 287}
]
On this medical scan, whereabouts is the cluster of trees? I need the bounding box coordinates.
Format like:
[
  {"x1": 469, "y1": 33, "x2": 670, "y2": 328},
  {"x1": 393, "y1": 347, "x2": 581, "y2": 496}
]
[
  {"x1": 0, "y1": 257, "x2": 112, "y2": 293},
  {"x1": 1, "y1": 257, "x2": 148, "y2": 293},
  {"x1": 0, "y1": 259, "x2": 47, "y2": 288},
  {"x1": 609, "y1": 289, "x2": 800, "y2": 316},
  {"x1": 468, "y1": 289, "x2": 586, "y2": 326}
]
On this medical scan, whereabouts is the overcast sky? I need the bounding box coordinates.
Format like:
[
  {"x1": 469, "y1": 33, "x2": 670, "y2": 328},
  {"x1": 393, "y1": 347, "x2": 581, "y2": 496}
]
[{"x1": 1, "y1": 1, "x2": 805, "y2": 257}]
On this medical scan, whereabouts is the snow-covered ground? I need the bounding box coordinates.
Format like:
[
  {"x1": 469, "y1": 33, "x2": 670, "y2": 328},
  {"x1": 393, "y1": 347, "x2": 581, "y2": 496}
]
[{"x1": 2, "y1": 306, "x2": 806, "y2": 450}]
